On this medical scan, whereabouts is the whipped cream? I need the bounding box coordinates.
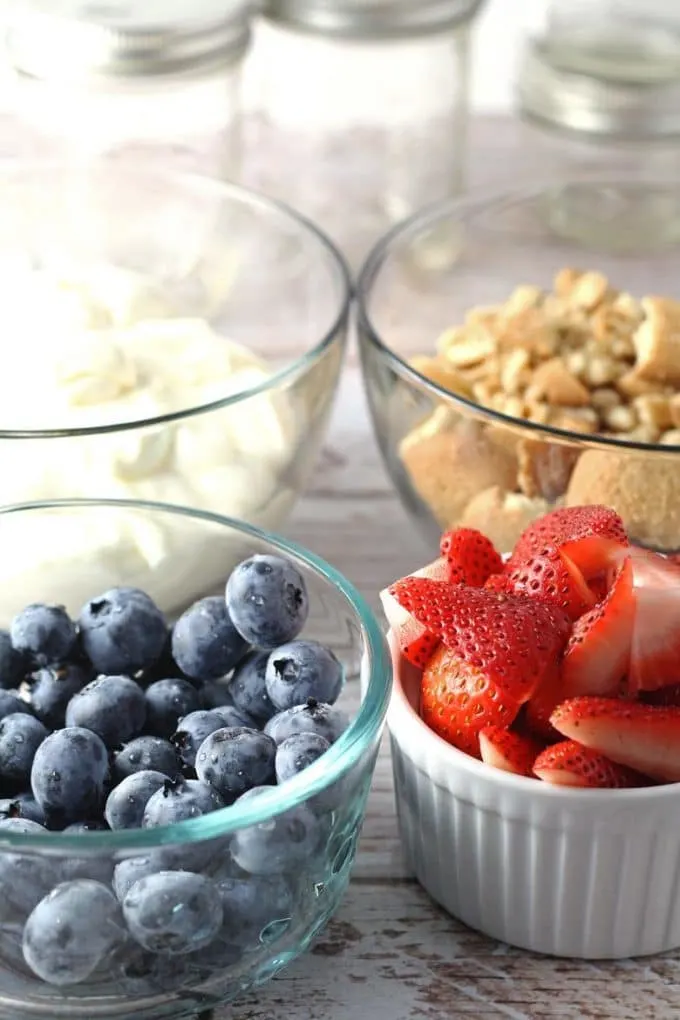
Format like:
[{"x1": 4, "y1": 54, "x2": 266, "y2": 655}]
[{"x1": 0, "y1": 262, "x2": 298, "y2": 620}]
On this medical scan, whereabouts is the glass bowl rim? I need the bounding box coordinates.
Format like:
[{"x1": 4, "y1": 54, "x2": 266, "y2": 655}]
[
  {"x1": 0, "y1": 162, "x2": 352, "y2": 439},
  {"x1": 0, "y1": 497, "x2": 391, "y2": 852},
  {"x1": 356, "y1": 172, "x2": 680, "y2": 456}
]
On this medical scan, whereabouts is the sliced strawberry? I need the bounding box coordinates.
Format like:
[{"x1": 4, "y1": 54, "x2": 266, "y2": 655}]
[
  {"x1": 479, "y1": 726, "x2": 542, "y2": 777},
  {"x1": 380, "y1": 556, "x2": 448, "y2": 669},
  {"x1": 550, "y1": 696, "x2": 680, "y2": 782},
  {"x1": 504, "y1": 545, "x2": 596, "y2": 621},
  {"x1": 561, "y1": 557, "x2": 635, "y2": 697},
  {"x1": 533, "y1": 739, "x2": 644, "y2": 788},
  {"x1": 642, "y1": 683, "x2": 680, "y2": 707},
  {"x1": 627, "y1": 547, "x2": 680, "y2": 692},
  {"x1": 440, "y1": 527, "x2": 503, "y2": 587},
  {"x1": 511, "y1": 504, "x2": 628, "y2": 580},
  {"x1": 421, "y1": 645, "x2": 520, "y2": 757},
  {"x1": 484, "y1": 573, "x2": 511, "y2": 594},
  {"x1": 388, "y1": 578, "x2": 571, "y2": 704},
  {"x1": 524, "y1": 668, "x2": 563, "y2": 743}
]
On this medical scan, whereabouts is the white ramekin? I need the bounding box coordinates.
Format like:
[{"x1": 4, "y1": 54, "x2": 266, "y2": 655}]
[{"x1": 387, "y1": 631, "x2": 680, "y2": 960}]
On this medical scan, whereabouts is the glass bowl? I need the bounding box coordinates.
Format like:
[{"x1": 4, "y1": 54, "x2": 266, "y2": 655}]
[
  {"x1": 0, "y1": 161, "x2": 350, "y2": 612},
  {"x1": 0, "y1": 499, "x2": 390, "y2": 1020},
  {"x1": 357, "y1": 175, "x2": 680, "y2": 554}
]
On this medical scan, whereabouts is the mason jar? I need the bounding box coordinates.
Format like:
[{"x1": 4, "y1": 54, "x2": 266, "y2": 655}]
[{"x1": 1, "y1": 0, "x2": 253, "y2": 179}]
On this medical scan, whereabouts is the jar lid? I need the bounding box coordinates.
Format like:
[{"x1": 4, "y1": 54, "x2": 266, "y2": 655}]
[
  {"x1": 262, "y1": 0, "x2": 484, "y2": 39},
  {"x1": 5, "y1": 0, "x2": 253, "y2": 82},
  {"x1": 517, "y1": 36, "x2": 680, "y2": 140}
]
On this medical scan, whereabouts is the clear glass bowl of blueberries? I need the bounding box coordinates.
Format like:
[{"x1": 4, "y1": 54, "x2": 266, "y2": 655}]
[{"x1": 0, "y1": 498, "x2": 391, "y2": 1019}]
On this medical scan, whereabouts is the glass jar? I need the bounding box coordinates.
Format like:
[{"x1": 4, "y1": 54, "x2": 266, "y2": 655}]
[
  {"x1": 246, "y1": 0, "x2": 483, "y2": 269},
  {"x1": 0, "y1": 0, "x2": 253, "y2": 179}
]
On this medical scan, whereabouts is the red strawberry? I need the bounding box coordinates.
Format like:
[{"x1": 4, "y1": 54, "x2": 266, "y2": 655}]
[
  {"x1": 524, "y1": 668, "x2": 563, "y2": 743},
  {"x1": 642, "y1": 683, "x2": 680, "y2": 707},
  {"x1": 511, "y1": 504, "x2": 628, "y2": 580},
  {"x1": 479, "y1": 726, "x2": 542, "y2": 777},
  {"x1": 503, "y1": 545, "x2": 596, "y2": 621},
  {"x1": 627, "y1": 548, "x2": 680, "y2": 693},
  {"x1": 440, "y1": 527, "x2": 503, "y2": 587},
  {"x1": 380, "y1": 557, "x2": 448, "y2": 669},
  {"x1": 484, "y1": 572, "x2": 511, "y2": 594},
  {"x1": 388, "y1": 578, "x2": 571, "y2": 704},
  {"x1": 421, "y1": 645, "x2": 520, "y2": 757},
  {"x1": 550, "y1": 696, "x2": 680, "y2": 782},
  {"x1": 533, "y1": 739, "x2": 644, "y2": 788},
  {"x1": 561, "y1": 557, "x2": 635, "y2": 697}
]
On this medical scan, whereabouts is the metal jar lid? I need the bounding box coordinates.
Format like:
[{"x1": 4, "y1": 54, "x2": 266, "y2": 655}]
[
  {"x1": 517, "y1": 36, "x2": 680, "y2": 140},
  {"x1": 262, "y1": 0, "x2": 485, "y2": 40},
  {"x1": 5, "y1": 0, "x2": 253, "y2": 83}
]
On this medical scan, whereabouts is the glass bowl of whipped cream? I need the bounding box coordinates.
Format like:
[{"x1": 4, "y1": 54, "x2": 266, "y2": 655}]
[{"x1": 0, "y1": 161, "x2": 351, "y2": 613}]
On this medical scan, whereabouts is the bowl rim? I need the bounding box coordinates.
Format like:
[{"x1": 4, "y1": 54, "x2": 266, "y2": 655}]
[
  {"x1": 356, "y1": 173, "x2": 680, "y2": 456},
  {"x1": 0, "y1": 498, "x2": 391, "y2": 852},
  {"x1": 0, "y1": 164, "x2": 352, "y2": 439},
  {"x1": 387, "y1": 629, "x2": 680, "y2": 804}
]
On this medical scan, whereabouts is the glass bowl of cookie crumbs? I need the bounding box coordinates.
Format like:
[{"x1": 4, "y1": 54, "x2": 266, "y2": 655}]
[{"x1": 357, "y1": 176, "x2": 680, "y2": 554}]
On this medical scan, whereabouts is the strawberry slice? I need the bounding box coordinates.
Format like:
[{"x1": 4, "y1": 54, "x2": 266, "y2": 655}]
[
  {"x1": 388, "y1": 578, "x2": 571, "y2": 704},
  {"x1": 627, "y1": 548, "x2": 680, "y2": 693},
  {"x1": 533, "y1": 739, "x2": 644, "y2": 788},
  {"x1": 504, "y1": 545, "x2": 596, "y2": 621},
  {"x1": 550, "y1": 696, "x2": 680, "y2": 782},
  {"x1": 642, "y1": 683, "x2": 680, "y2": 707},
  {"x1": 440, "y1": 527, "x2": 503, "y2": 587},
  {"x1": 479, "y1": 726, "x2": 542, "y2": 777},
  {"x1": 561, "y1": 557, "x2": 635, "y2": 697},
  {"x1": 380, "y1": 557, "x2": 448, "y2": 669},
  {"x1": 484, "y1": 572, "x2": 511, "y2": 594},
  {"x1": 421, "y1": 645, "x2": 520, "y2": 757},
  {"x1": 511, "y1": 504, "x2": 628, "y2": 580},
  {"x1": 524, "y1": 668, "x2": 563, "y2": 743}
]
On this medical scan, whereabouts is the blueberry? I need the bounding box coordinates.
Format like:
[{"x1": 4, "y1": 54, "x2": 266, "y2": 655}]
[
  {"x1": 198, "y1": 677, "x2": 235, "y2": 712},
  {"x1": 62, "y1": 819, "x2": 109, "y2": 832},
  {"x1": 113, "y1": 736, "x2": 180, "y2": 782},
  {"x1": 265, "y1": 641, "x2": 344, "y2": 711},
  {"x1": 229, "y1": 650, "x2": 276, "y2": 723},
  {"x1": 0, "y1": 713, "x2": 49, "y2": 791},
  {"x1": 142, "y1": 776, "x2": 224, "y2": 829},
  {"x1": 78, "y1": 587, "x2": 167, "y2": 676},
  {"x1": 264, "y1": 698, "x2": 350, "y2": 746},
  {"x1": 225, "y1": 554, "x2": 309, "y2": 649},
  {"x1": 230, "y1": 792, "x2": 321, "y2": 875},
  {"x1": 0, "y1": 689, "x2": 32, "y2": 723},
  {"x1": 0, "y1": 630, "x2": 26, "y2": 689},
  {"x1": 112, "y1": 856, "x2": 159, "y2": 902},
  {"x1": 171, "y1": 597, "x2": 248, "y2": 682},
  {"x1": 25, "y1": 664, "x2": 89, "y2": 729},
  {"x1": 215, "y1": 874, "x2": 293, "y2": 949},
  {"x1": 105, "y1": 770, "x2": 168, "y2": 830},
  {"x1": 10, "y1": 603, "x2": 77, "y2": 667},
  {"x1": 0, "y1": 792, "x2": 46, "y2": 825},
  {"x1": 0, "y1": 817, "x2": 57, "y2": 914},
  {"x1": 23, "y1": 880, "x2": 122, "y2": 986},
  {"x1": 171, "y1": 709, "x2": 248, "y2": 770},
  {"x1": 195, "y1": 727, "x2": 276, "y2": 802},
  {"x1": 275, "y1": 732, "x2": 330, "y2": 784},
  {"x1": 65, "y1": 675, "x2": 146, "y2": 748},
  {"x1": 144, "y1": 678, "x2": 201, "y2": 739},
  {"x1": 31, "y1": 727, "x2": 109, "y2": 824},
  {"x1": 57, "y1": 824, "x2": 114, "y2": 885},
  {"x1": 123, "y1": 871, "x2": 222, "y2": 955}
]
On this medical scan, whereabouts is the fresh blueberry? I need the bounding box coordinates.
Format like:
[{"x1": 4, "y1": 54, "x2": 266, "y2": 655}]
[
  {"x1": 62, "y1": 819, "x2": 109, "y2": 832},
  {"x1": 275, "y1": 732, "x2": 330, "y2": 784},
  {"x1": 123, "y1": 871, "x2": 222, "y2": 955},
  {"x1": 0, "y1": 713, "x2": 49, "y2": 791},
  {"x1": 105, "y1": 770, "x2": 168, "y2": 831},
  {"x1": 171, "y1": 708, "x2": 250, "y2": 769},
  {"x1": 198, "y1": 677, "x2": 235, "y2": 712},
  {"x1": 195, "y1": 727, "x2": 276, "y2": 802},
  {"x1": 0, "y1": 792, "x2": 46, "y2": 825},
  {"x1": 57, "y1": 823, "x2": 114, "y2": 885},
  {"x1": 113, "y1": 735, "x2": 180, "y2": 783},
  {"x1": 225, "y1": 554, "x2": 309, "y2": 649},
  {"x1": 144, "y1": 678, "x2": 201, "y2": 739},
  {"x1": 10, "y1": 603, "x2": 77, "y2": 667},
  {"x1": 25, "y1": 664, "x2": 89, "y2": 729},
  {"x1": 65, "y1": 674, "x2": 146, "y2": 748},
  {"x1": 171, "y1": 596, "x2": 248, "y2": 682},
  {"x1": 215, "y1": 874, "x2": 293, "y2": 949},
  {"x1": 78, "y1": 587, "x2": 167, "y2": 676},
  {"x1": 0, "y1": 689, "x2": 32, "y2": 723},
  {"x1": 0, "y1": 817, "x2": 57, "y2": 914},
  {"x1": 142, "y1": 776, "x2": 224, "y2": 829},
  {"x1": 31, "y1": 727, "x2": 109, "y2": 824},
  {"x1": 229, "y1": 650, "x2": 276, "y2": 723},
  {"x1": 112, "y1": 856, "x2": 160, "y2": 902},
  {"x1": 23, "y1": 880, "x2": 122, "y2": 986},
  {"x1": 230, "y1": 790, "x2": 321, "y2": 875},
  {"x1": 265, "y1": 641, "x2": 344, "y2": 711},
  {"x1": 0, "y1": 630, "x2": 26, "y2": 689},
  {"x1": 264, "y1": 698, "x2": 350, "y2": 746},
  {"x1": 137, "y1": 627, "x2": 189, "y2": 686}
]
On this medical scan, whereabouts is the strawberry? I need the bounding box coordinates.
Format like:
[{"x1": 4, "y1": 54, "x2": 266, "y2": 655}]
[
  {"x1": 533, "y1": 739, "x2": 644, "y2": 788},
  {"x1": 510, "y1": 504, "x2": 628, "y2": 580},
  {"x1": 524, "y1": 667, "x2": 563, "y2": 743},
  {"x1": 642, "y1": 683, "x2": 680, "y2": 707},
  {"x1": 380, "y1": 557, "x2": 448, "y2": 669},
  {"x1": 503, "y1": 545, "x2": 596, "y2": 621},
  {"x1": 484, "y1": 572, "x2": 511, "y2": 594},
  {"x1": 421, "y1": 645, "x2": 520, "y2": 757},
  {"x1": 561, "y1": 557, "x2": 635, "y2": 697},
  {"x1": 627, "y1": 548, "x2": 680, "y2": 693},
  {"x1": 550, "y1": 696, "x2": 680, "y2": 782},
  {"x1": 388, "y1": 578, "x2": 571, "y2": 704},
  {"x1": 440, "y1": 527, "x2": 503, "y2": 587},
  {"x1": 479, "y1": 726, "x2": 542, "y2": 777}
]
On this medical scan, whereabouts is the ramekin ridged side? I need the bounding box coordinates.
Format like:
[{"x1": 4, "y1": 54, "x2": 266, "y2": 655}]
[{"x1": 388, "y1": 634, "x2": 680, "y2": 960}]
